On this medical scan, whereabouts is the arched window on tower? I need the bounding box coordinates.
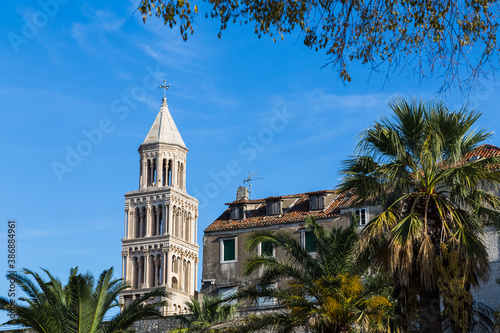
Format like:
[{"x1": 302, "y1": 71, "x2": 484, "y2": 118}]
[
  {"x1": 176, "y1": 208, "x2": 181, "y2": 238},
  {"x1": 162, "y1": 159, "x2": 167, "y2": 186},
  {"x1": 168, "y1": 160, "x2": 172, "y2": 186},
  {"x1": 151, "y1": 206, "x2": 157, "y2": 236},
  {"x1": 158, "y1": 205, "x2": 163, "y2": 235},
  {"x1": 133, "y1": 258, "x2": 139, "y2": 289},
  {"x1": 156, "y1": 254, "x2": 162, "y2": 286},
  {"x1": 178, "y1": 163, "x2": 184, "y2": 190},
  {"x1": 172, "y1": 277, "x2": 178, "y2": 289},
  {"x1": 139, "y1": 256, "x2": 145, "y2": 288},
  {"x1": 141, "y1": 207, "x2": 147, "y2": 237},
  {"x1": 147, "y1": 159, "x2": 151, "y2": 186},
  {"x1": 153, "y1": 158, "x2": 157, "y2": 185},
  {"x1": 172, "y1": 255, "x2": 178, "y2": 273},
  {"x1": 185, "y1": 261, "x2": 191, "y2": 294},
  {"x1": 180, "y1": 210, "x2": 184, "y2": 240},
  {"x1": 135, "y1": 208, "x2": 140, "y2": 238},
  {"x1": 177, "y1": 162, "x2": 182, "y2": 188}
]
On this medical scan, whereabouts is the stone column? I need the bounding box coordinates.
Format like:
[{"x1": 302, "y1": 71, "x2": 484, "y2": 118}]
[
  {"x1": 168, "y1": 205, "x2": 173, "y2": 236},
  {"x1": 121, "y1": 255, "x2": 126, "y2": 281},
  {"x1": 144, "y1": 252, "x2": 150, "y2": 288},
  {"x1": 163, "y1": 205, "x2": 168, "y2": 235},
  {"x1": 123, "y1": 210, "x2": 128, "y2": 239},
  {"x1": 182, "y1": 163, "x2": 186, "y2": 191},
  {"x1": 172, "y1": 159, "x2": 178, "y2": 189},
  {"x1": 171, "y1": 206, "x2": 179, "y2": 237},
  {"x1": 140, "y1": 158, "x2": 147, "y2": 189},
  {"x1": 194, "y1": 257, "x2": 198, "y2": 292},
  {"x1": 146, "y1": 206, "x2": 151, "y2": 237},
  {"x1": 179, "y1": 254, "x2": 184, "y2": 291},
  {"x1": 128, "y1": 210, "x2": 135, "y2": 238}
]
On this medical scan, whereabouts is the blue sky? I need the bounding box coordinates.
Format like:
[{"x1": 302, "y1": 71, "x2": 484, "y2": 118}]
[{"x1": 2, "y1": 0, "x2": 500, "y2": 321}]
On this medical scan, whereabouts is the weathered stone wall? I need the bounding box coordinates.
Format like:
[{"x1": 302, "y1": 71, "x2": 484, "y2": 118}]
[
  {"x1": 128, "y1": 317, "x2": 185, "y2": 333},
  {"x1": 201, "y1": 216, "x2": 352, "y2": 298}
]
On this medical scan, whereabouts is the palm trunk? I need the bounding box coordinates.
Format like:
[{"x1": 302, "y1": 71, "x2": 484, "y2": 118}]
[{"x1": 419, "y1": 289, "x2": 442, "y2": 333}]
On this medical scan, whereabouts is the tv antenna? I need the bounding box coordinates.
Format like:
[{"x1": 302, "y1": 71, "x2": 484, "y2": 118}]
[{"x1": 243, "y1": 171, "x2": 263, "y2": 200}]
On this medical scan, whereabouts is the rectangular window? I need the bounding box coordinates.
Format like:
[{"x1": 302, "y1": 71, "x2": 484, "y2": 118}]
[
  {"x1": 304, "y1": 231, "x2": 317, "y2": 253},
  {"x1": 260, "y1": 241, "x2": 274, "y2": 257},
  {"x1": 222, "y1": 238, "x2": 236, "y2": 262},
  {"x1": 266, "y1": 201, "x2": 282, "y2": 216},
  {"x1": 309, "y1": 196, "x2": 324, "y2": 211},
  {"x1": 219, "y1": 286, "x2": 237, "y2": 305},
  {"x1": 230, "y1": 206, "x2": 244, "y2": 220},
  {"x1": 355, "y1": 208, "x2": 367, "y2": 226},
  {"x1": 257, "y1": 284, "x2": 277, "y2": 307},
  {"x1": 310, "y1": 196, "x2": 318, "y2": 210}
]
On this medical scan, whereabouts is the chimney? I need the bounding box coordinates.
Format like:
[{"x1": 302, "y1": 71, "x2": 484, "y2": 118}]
[{"x1": 236, "y1": 186, "x2": 249, "y2": 201}]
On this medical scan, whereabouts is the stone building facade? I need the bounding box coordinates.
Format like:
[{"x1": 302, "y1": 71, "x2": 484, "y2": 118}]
[
  {"x1": 120, "y1": 96, "x2": 199, "y2": 315},
  {"x1": 202, "y1": 144, "x2": 500, "y2": 327},
  {"x1": 201, "y1": 187, "x2": 382, "y2": 309}
]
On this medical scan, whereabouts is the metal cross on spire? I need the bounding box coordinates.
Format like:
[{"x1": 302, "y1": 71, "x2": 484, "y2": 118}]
[{"x1": 159, "y1": 79, "x2": 170, "y2": 99}]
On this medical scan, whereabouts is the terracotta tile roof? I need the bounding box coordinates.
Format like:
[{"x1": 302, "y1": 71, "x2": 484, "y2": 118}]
[
  {"x1": 463, "y1": 144, "x2": 500, "y2": 161},
  {"x1": 205, "y1": 191, "x2": 355, "y2": 233},
  {"x1": 206, "y1": 144, "x2": 500, "y2": 233}
]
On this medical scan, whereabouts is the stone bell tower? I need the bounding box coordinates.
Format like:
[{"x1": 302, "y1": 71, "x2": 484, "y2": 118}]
[{"x1": 120, "y1": 90, "x2": 199, "y2": 315}]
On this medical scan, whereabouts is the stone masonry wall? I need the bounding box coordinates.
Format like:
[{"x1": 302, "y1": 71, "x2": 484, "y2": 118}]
[{"x1": 128, "y1": 317, "x2": 184, "y2": 333}]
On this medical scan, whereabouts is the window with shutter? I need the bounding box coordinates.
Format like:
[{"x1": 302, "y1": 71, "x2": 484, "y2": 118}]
[
  {"x1": 221, "y1": 238, "x2": 236, "y2": 262},
  {"x1": 310, "y1": 196, "x2": 318, "y2": 210},
  {"x1": 230, "y1": 207, "x2": 238, "y2": 220},
  {"x1": 267, "y1": 201, "x2": 281, "y2": 215},
  {"x1": 230, "y1": 206, "x2": 244, "y2": 220},
  {"x1": 260, "y1": 241, "x2": 274, "y2": 257},
  {"x1": 355, "y1": 208, "x2": 367, "y2": 226},
  {"x1": 304, "y1": 231, "x2": 317, "y2": 253},
  {"x1": 319, "y1": 196, "x2": 325, "y2": 210}
]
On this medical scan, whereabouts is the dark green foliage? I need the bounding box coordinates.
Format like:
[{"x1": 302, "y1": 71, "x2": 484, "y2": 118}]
[
  {"x1": 138, "y1": 0, "x2": 500, "y2": 91},
  {"x1": 437, "y1": 245, "x2": 473, "y2": 333},
  {"x1": 0, "y1": 267, "x2": 168, "y2": 333},
  {"x1": 235, "y1": 216, "x2": 393, "y2": 333},
  {"x1": 170, "y1": 295, "x2": 238, "y2": 333},
  {"x1": 340, "y1": 96, "x2": 500, "y2": 332}
]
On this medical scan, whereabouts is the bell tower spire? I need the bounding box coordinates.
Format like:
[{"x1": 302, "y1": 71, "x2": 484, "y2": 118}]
[
  {"x1": 120, "y1": 84, "x2": 199, "y2": 316},
  {"x1": 138, "y1": 83, "x2": 187, "y2": 190}
]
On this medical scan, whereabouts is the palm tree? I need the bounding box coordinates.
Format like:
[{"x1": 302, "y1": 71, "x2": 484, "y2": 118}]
[
  {"x1": 339, "y1": 96, "x2": 500, "y2": 333},
  {"x1": 0, "y1": 267, "x2": 168, "y2": 333},
  {"x1": 235, "y1": 216, "x2": 392, "y2": 333},
  {"x1": 170, "y1": 295, "x2": 239, "y2": 333}
]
